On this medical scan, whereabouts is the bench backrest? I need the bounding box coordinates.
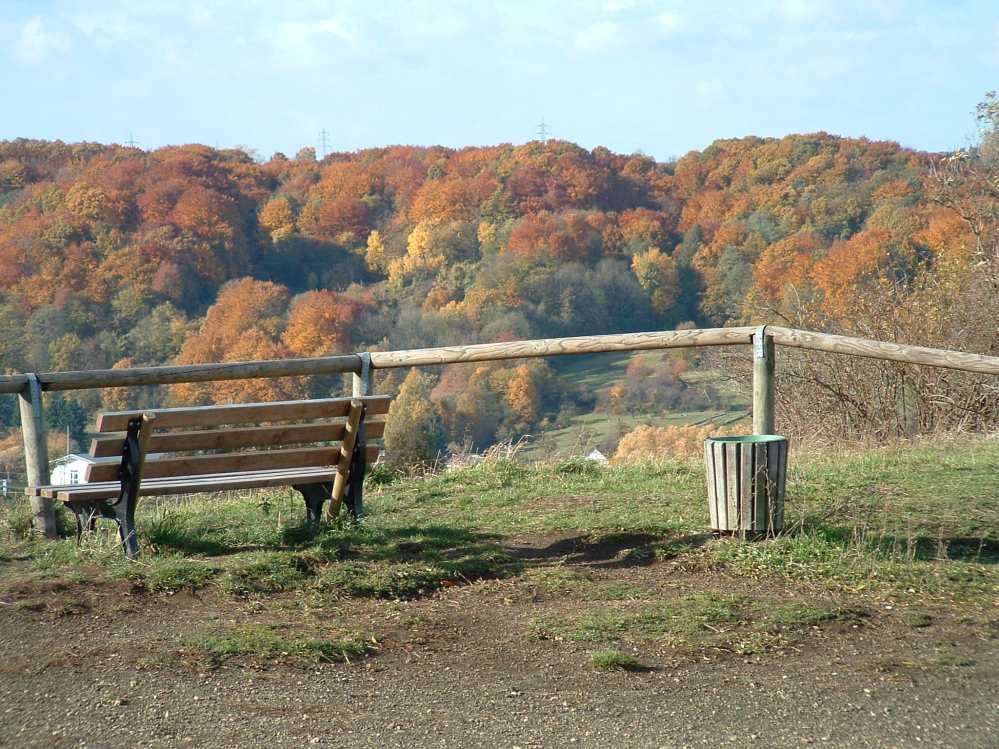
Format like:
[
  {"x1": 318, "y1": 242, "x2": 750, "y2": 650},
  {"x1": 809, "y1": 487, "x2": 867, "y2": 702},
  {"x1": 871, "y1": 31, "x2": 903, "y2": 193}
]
[{"x1": 84, "y1": 396, "x2": 390, "y2": 483}]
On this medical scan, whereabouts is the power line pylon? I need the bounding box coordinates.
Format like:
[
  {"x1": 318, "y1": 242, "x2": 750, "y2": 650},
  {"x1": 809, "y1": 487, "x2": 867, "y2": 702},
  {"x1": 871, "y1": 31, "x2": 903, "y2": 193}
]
[{"x1": 537, "y1": 118, "x2": 550, "y2": 143}]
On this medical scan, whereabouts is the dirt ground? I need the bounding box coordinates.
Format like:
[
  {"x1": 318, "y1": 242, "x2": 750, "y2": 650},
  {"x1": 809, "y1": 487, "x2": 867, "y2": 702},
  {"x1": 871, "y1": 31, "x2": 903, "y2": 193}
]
[{"x1": 1, "y1": 534, "x2": 996, "y2": 749}]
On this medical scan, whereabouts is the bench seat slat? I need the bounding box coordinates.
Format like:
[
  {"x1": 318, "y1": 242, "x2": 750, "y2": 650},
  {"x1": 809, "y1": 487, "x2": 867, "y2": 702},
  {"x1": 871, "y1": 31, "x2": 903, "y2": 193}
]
[
  {"x1": 97, "y1": 395, "x2": 391, "y2": 432},
  {"x1": 57, "y1": 469, "x2": 339, "y2": 502},
  {"x1": 36, "y1": 466, "x2": 332, "y2": 499},
  {"x1": 38, "y1": 448, "x2": 381, "y2": 502},
  {"x1": 89, "y1": 420, "x2": 385, "y2": 458}
]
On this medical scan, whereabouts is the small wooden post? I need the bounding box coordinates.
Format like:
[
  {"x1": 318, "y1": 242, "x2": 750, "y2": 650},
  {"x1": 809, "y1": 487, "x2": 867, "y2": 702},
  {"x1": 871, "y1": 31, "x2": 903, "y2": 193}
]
[
  {"x1": 328, "y1": 400, "x2": 365, "y2": 519},
  {"x1": 752, "y1": 326, "x2": 775, "y2": 435},
  {"x1": 18, "y1": 373, "x2": 57, "y2": 537},
  {"x1": 350, "y1": 353, "x2": 372, "y2": 517}
]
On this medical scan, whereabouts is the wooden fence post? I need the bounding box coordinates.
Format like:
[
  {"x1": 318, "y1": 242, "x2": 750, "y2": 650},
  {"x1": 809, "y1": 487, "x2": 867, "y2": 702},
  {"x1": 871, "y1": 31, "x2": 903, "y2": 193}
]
[
  {"x1": 752, "y1": 326, "x2": 775, "y2": 435},
  {"x1": 350, "y1": 353, "x2": 372, "y2": 517},
  {"x1": 18, "y1": 373, "x2": 57, "y2": 537},
  {"x1": 352, "y1": 352, "x2": 372, "y2": 399}
]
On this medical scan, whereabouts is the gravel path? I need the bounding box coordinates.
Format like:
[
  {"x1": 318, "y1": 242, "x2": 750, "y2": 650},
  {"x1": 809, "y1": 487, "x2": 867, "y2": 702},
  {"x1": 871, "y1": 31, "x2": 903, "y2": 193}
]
[{"x1": 0, "y1": 582, "x2": 995, "y2": 749}]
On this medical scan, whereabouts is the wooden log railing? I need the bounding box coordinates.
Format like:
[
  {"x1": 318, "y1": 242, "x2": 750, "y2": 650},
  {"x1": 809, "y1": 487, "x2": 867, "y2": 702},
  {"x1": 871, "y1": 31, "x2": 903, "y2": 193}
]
[
  {"x1": 0, "y1": 354, "x2": 364, "y2": 395},
  {"x1": 5, "y1": 326, "x2": 999, "y2": 538}
]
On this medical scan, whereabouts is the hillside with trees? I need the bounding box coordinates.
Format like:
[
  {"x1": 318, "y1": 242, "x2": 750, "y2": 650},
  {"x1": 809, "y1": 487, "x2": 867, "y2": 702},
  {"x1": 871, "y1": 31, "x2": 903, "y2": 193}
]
[{"x1": 1, "y1": 97, "x2": 996, "y2": 470}]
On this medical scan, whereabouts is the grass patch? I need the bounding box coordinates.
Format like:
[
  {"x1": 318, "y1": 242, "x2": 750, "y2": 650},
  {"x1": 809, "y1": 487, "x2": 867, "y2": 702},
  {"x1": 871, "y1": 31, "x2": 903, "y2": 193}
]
[
  {"x1": 183, "y1": 625, "x2": 373, "y2": 665},
  {"x1": 316, "y1": 546, "x2": 512, "y2": 599},
  {"x1": 710, "y1": 528, "x2": 996, "y2": 600},
  {"x1": 14, "y1": 598, "x2": 46, "y2": 612},
  {"x1": 522, "y1": 568, "x2": 652, "y2": 600},
  {"x1": 589, "y1": 649, "x2": 643, "y2": 671},
  {"x1": 217, "y1": 551, "x2": 314, "y2": 596},
  {"x1": 144, "y1": 558, "x2": 220, "y2": 592},
  {"x1": 4, "y1": 497, "x2": 514, "y2": 602},
  {"x1": 530, "y1": 593, "x2": 852, "y2": 654},
  {"x1": 523, "y1": 567, "x2": 591, "y2": 594},
  {"x1": 902, "y1": 611, "x2": 933, "y2": 628},
  {"x1": 870, "y1": 652, "x2": 975, "y2": 675}
]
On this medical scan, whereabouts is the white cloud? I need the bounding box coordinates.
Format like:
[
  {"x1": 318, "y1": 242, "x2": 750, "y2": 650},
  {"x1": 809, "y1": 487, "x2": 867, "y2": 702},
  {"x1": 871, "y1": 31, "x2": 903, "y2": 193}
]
[
  {"x1": 658, "y1": 11, "x2": 685, "y2": 35},
  {"x1": 267, "y1": 17, "x2": 359, "y2": 67},
  {"x1": 14, "y1": 17, "x2": 70, "y2": 64}
]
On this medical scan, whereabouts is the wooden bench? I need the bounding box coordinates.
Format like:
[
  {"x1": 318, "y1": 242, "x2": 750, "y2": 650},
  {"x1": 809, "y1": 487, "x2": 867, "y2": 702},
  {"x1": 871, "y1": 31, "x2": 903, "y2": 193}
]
[{"x1": 26, "y1": 395, "x2": 391, "y2": 558}]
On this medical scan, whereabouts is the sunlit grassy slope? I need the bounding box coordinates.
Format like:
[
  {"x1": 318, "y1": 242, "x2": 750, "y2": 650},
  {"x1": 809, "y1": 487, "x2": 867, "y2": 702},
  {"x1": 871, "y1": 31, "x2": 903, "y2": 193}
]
[
  {"x1": 526, "y1": 351, "x2": 751, "y2": 458},
  {"x1": 2, "y1": 436, "x2": 995, "y2": 603}
]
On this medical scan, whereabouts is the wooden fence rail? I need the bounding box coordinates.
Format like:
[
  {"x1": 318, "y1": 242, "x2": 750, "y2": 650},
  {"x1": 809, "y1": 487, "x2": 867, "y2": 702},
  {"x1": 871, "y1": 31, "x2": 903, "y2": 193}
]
[
  {"x1": 5, "y1": 325, "x2": 999, "y2": 538},
  {"x1": 0, "y1": 354, "x2": 364, "y2": 395},
  {"x1": 767, "y1": 327, "x2": 999, "y2": 376}
]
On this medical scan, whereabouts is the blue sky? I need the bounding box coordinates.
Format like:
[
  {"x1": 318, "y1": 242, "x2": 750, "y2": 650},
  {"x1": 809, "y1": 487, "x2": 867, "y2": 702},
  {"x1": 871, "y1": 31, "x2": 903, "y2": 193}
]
[{"x1": 1, "y1": 1, "x2": 997, "y2": 160}]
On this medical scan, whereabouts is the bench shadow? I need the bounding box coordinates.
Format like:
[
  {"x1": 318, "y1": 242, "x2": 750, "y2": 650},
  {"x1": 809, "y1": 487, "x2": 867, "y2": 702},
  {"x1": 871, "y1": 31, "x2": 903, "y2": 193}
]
[
  {"x1": 508, "y1": 531, "x2": 712, "y2": 570},
  {"x1": 145, "y1": 518, "x2": 509, "y2": 568}
]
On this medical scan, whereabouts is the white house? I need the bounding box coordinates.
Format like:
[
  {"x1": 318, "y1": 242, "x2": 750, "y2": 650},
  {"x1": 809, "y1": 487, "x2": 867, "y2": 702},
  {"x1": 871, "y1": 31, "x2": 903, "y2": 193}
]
[
  {"x1": 585, "y1": 448, "x2": 609, "y2": 466},
  {"x1": 50, "y1": 454, "x2": 95, "y2": 485}
]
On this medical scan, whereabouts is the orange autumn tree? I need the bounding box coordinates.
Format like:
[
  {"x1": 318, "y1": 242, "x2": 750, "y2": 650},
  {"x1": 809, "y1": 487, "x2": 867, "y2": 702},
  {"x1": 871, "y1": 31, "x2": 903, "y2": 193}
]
[
  {"x1": 3, "y1": 125, "x2": 996, "y2": 447},
  {"x1": 282, "y1": 290, "x2": 365, "y2": 357},
  {"x1": 101, "y1": 358, "x2": 138, "y2": 411},
  {"x1": 809, "y1": 228, "x2": 892, "y2": 316},
  {"x1": 171, "y1": 278, "x2": 304, "y2": 404}
]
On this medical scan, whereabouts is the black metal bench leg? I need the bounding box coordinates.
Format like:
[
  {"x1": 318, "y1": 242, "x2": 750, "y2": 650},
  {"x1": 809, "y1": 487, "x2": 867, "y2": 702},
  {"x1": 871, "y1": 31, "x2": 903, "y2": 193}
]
[
  {"x1": 69, "y1": 503, "x2": 100, "y2": 544},
  {"x1": 103, "y1": 495, "x2": 139, "y2": 559},
  {"x1": 343, "y1": 438, "x2": 366, "y2": 519},
  {"x1": 294, "y1": 482, "x2": 333, "y2": 523},
  {"x1": 102, "y1": 415, "x2": 144, "y2": 559}
]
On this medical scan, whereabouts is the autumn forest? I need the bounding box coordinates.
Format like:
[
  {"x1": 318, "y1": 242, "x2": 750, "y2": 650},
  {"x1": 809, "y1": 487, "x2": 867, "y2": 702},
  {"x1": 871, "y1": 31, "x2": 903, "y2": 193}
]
[{"x1": 1, "y1": 96, "x2": 998, "y2": 477}]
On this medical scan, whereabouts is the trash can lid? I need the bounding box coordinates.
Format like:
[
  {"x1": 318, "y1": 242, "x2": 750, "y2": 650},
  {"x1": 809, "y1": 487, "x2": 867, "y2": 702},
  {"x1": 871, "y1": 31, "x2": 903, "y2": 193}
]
[{"x1": 705, "y1": 434, "x2": 786, "y2": 444}]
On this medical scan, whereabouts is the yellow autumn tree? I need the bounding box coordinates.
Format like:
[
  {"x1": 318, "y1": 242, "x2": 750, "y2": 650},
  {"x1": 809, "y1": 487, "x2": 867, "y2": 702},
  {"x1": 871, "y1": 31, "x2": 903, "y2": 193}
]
[
  {"x1": 364, "y1": 229, "x2": 387, "y2": 272},
  {"x1": 65, "y1": 183, "x2": 110, "y2": 221},
  {"x1": 504, "y1": 364, "x2": 539, "y2": 424},
  {"x1": 387, "y1": 220, "x2": 477, "y2": 286},
  {"x1": 631, "y1": 248, "x2": 680, "y2": 312},
  {"x1": 258, "y1": 196, "x2": 296, "y2": 240}
]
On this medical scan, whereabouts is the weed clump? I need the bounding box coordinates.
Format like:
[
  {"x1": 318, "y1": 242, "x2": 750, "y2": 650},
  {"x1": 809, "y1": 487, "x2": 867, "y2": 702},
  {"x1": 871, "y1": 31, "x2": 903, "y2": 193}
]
[
  {"x1": 555, "y1": 457, "x2": 602, "y2": 476},
  {"x1": 531, "y1": 593, "x2": 851, "y2": 655},
  {"x1": 184, "y1": 625, "x2": 372, "y2": 665},
  {"x1": 218, "y1": 551, "x2": 314, "y2": 596},
  {"x1": 589, "y1": 649, "x2": 642, "y2": 671}
]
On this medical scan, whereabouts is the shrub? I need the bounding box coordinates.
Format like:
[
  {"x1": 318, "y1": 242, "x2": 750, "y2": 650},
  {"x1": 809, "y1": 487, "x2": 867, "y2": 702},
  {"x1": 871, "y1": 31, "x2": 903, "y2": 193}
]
[{"x1": 613, "y1": 424, "x2": 738, "y2": 461}]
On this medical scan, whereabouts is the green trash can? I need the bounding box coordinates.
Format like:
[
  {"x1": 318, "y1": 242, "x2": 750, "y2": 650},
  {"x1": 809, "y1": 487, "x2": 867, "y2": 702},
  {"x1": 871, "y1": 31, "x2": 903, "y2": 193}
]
[{"x1": 704, "y1": 434, "x2": 787, "y2": 538}]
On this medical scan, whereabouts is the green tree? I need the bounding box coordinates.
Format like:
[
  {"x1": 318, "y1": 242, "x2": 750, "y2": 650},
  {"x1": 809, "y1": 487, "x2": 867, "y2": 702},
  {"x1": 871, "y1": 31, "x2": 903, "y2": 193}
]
[
  {"x1": 45, "y1": 394, "x2": 88, "y2": 451},
  {"x1": 384, "y1": 369, "x2": 445, "y2": 467}
]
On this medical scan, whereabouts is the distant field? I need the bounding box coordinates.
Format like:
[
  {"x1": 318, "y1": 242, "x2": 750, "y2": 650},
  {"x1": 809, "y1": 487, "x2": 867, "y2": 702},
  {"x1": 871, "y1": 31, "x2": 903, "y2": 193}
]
[{"x1": 527, "y1": 351, "x2": 751, "y2": 459}]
